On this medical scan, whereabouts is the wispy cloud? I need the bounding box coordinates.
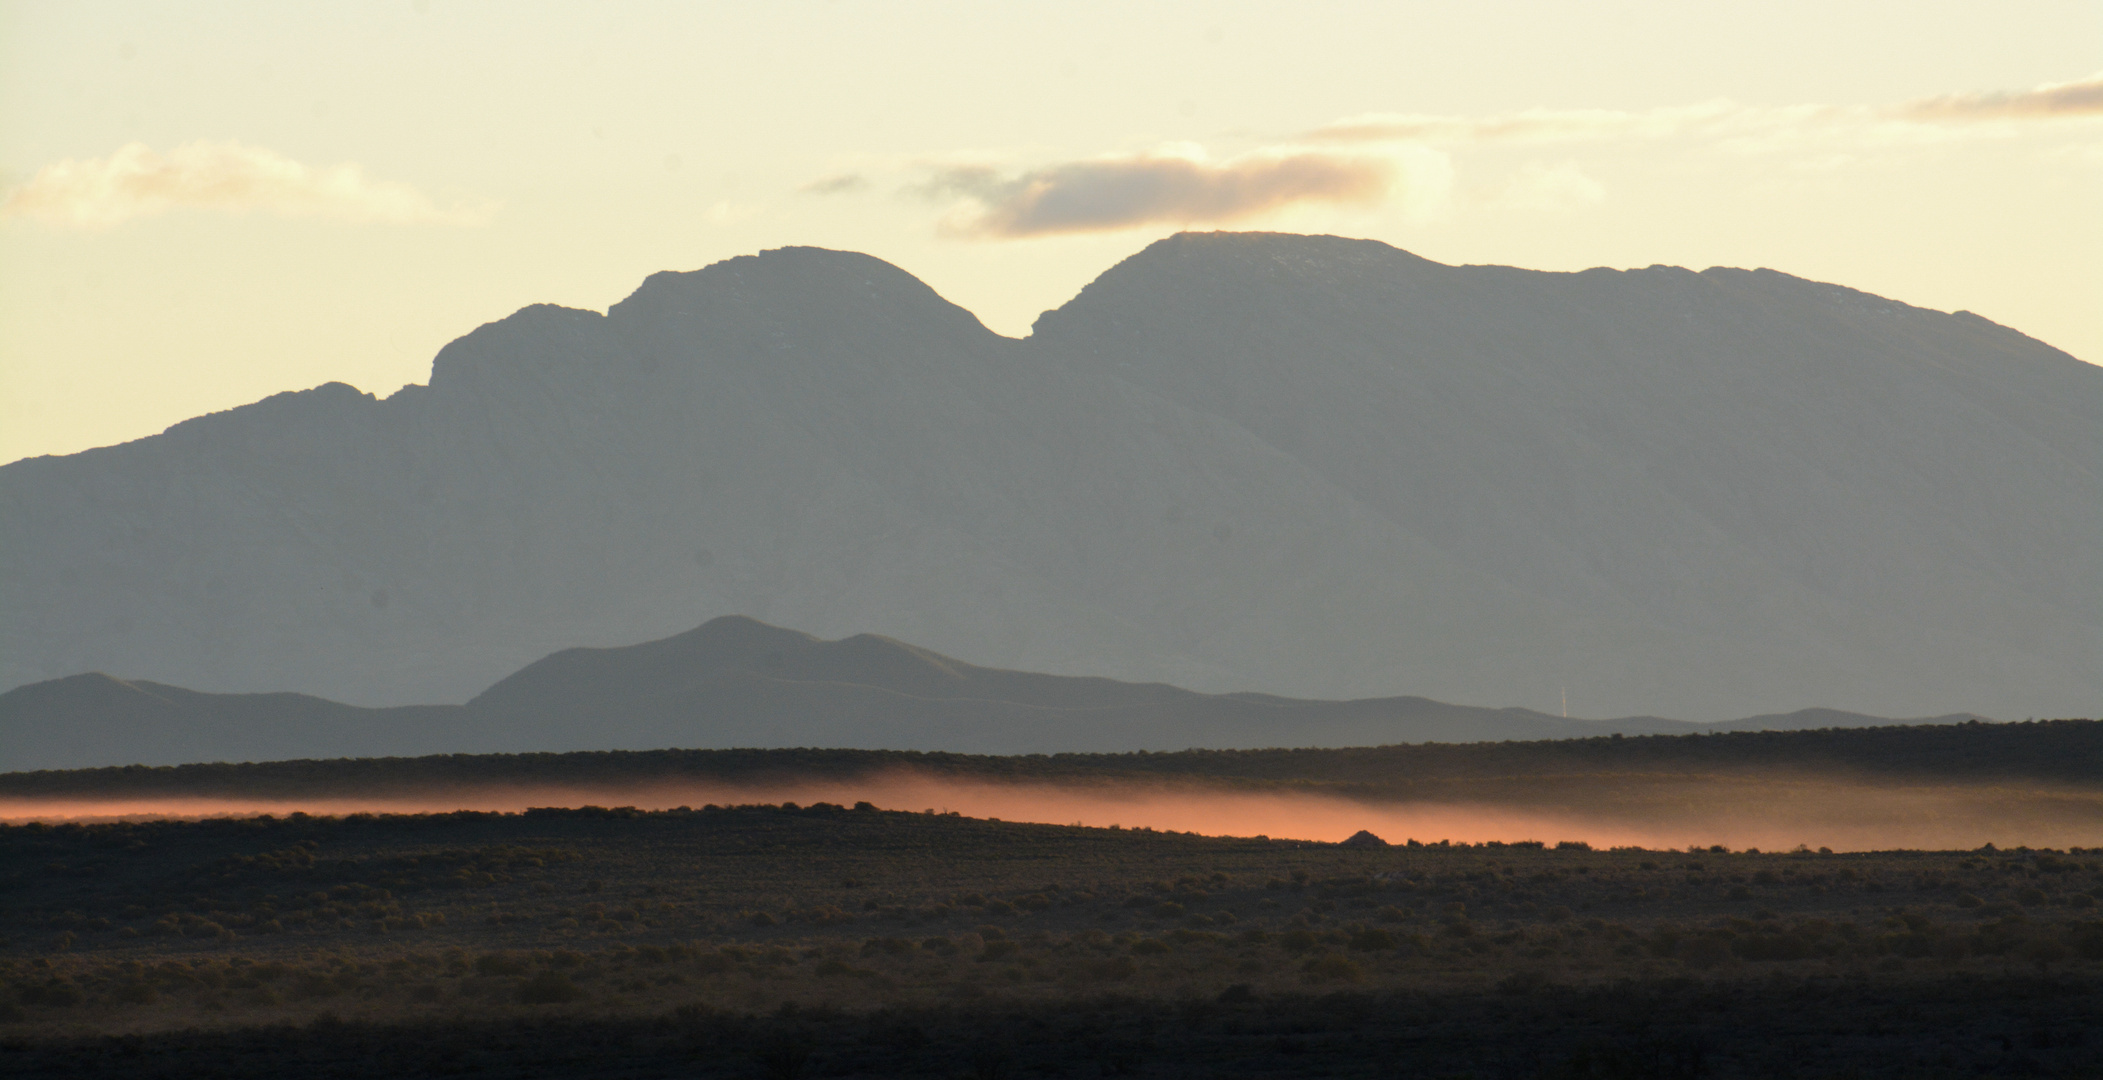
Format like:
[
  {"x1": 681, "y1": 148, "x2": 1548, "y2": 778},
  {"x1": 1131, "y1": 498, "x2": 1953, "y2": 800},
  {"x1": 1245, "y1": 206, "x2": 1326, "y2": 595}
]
[
  {"x1": 1491, "y1": 161, "x2": 1606, "y2": 212},
  {"x1": 924, "y1": 144, "x2": 1447, "y2": 239},
  {"x1": 1900, "y1": 72, "x2": 2103, "y2": 122},
  {"x1": 865, "y1": 73, "x2": 2098, "y2": 240},
  {"x1": 0, "y1": 142, "x2": 490, "y2": 229},
  {"x1": 1311, "y1": 102, "x2": 1758, "y2": 145},
  {"x1": 800, "y1": 172, "x2": 870, "y2": 196},
  {"x1": 1310, "y1": 73, "x2": 2103, "y2": 148}
]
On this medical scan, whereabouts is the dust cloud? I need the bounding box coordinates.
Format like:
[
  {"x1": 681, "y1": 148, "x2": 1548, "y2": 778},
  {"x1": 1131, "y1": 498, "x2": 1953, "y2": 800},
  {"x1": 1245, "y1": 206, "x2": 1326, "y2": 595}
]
[{"x1": 3, "y1": 769, "x2": 2098, "y2": 852}]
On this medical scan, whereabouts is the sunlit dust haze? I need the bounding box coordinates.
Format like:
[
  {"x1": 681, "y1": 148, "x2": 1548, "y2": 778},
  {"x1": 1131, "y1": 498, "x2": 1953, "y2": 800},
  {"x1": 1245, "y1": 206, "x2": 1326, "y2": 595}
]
[
  {"x1": 6, "y1": 770, "x2": 2098, "y2": 852},
  {"x1": 2, "y1": 1, "x2": 2099, "y2": 464}
]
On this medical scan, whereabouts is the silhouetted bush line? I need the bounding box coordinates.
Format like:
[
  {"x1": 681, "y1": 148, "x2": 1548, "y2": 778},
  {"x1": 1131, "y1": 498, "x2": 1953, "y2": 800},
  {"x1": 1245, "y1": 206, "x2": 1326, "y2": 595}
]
[
  {"x1": 2, "y1": 719, "x2": 2096, "y2": 799},
  {"x1": 1, "y1": 975, "x2": 2098, "y2": 1077}
]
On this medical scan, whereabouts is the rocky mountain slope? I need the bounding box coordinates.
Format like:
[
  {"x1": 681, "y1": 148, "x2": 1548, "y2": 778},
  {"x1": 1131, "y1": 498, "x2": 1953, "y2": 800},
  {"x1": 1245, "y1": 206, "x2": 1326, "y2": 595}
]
[{"x1": 2, "y1": 234, "x2": 2095, "y2": 723}]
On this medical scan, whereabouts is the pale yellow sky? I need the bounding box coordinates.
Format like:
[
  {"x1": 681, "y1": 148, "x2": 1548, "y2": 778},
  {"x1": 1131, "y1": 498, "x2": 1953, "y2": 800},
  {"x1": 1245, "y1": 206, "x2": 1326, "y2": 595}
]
[{"x1": 2, "y1": 1, "x2": 2098, "y2": 464}]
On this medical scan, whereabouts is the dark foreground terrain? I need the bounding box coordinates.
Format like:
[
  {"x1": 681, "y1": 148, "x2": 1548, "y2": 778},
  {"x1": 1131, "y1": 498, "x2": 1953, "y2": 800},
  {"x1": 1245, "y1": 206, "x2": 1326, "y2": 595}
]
[{"x1": 4, "y1": 802, "x2": 2101, "y2": 1077}]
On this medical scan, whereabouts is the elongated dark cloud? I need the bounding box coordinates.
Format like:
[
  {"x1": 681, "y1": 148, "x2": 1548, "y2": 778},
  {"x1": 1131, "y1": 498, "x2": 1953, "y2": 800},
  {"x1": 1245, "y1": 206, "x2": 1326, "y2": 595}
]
[{"x1": 930, "y1": 148, "x2": 1416, "y2": 238}]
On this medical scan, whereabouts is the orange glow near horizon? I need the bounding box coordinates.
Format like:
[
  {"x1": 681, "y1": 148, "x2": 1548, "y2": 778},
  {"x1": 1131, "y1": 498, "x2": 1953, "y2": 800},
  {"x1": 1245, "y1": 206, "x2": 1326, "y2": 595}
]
[{"x1": 4, "y1": 769, "x2": 2099, "y2": 852}]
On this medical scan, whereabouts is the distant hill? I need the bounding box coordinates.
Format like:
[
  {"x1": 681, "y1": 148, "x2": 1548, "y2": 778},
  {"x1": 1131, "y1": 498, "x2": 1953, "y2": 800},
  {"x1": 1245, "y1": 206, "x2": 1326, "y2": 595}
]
[
  {"x1": 3, "y1": 233, "x2": 2096, "y2": 722},
  {"x1": 0, "y1": 616, "x2": 1987, "y2": 771}
]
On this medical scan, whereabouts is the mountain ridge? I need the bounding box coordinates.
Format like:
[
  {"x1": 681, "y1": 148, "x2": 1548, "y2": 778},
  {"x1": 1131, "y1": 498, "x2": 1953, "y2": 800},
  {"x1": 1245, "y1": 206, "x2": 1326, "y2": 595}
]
[
  {"x1": 3, "y1": 233, "x2": 2094, "y2": 724},
  {"x1": 0, "y1": 615, "x2": 1992, "y2": 772}
]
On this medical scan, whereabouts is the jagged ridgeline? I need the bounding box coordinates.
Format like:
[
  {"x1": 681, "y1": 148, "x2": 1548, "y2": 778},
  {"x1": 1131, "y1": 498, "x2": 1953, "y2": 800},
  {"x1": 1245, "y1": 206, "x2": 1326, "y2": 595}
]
[{"x1": 3, "y1": 232, "x2": 2097, "y2": 730}]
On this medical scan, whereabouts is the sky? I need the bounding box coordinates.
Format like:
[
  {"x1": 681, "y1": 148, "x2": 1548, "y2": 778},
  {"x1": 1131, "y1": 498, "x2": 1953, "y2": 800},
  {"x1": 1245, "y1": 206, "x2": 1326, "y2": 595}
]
[{"x1": 1, "y1": 1, "x2": 2098, "y2": 466}]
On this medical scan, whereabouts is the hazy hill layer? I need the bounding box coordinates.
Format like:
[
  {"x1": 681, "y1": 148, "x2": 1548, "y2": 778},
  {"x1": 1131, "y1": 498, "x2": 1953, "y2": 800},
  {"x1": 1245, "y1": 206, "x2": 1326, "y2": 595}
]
[
  {"x1": 2, "y1": 234, "x2": 2096, "y2": 723},
  {"x1": 0, "y1": 616, "x2": 1983, "y2": 770}
]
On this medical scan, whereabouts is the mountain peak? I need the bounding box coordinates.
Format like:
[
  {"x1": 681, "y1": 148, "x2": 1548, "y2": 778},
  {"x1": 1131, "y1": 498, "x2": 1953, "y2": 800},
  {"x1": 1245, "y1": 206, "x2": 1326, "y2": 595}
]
[
  {"x1": 607, "y1": 245, "x2": 994, "y2": 343},
  {"x1": 1030, "y1": 231, "x2": 1444, "y2": 340}
]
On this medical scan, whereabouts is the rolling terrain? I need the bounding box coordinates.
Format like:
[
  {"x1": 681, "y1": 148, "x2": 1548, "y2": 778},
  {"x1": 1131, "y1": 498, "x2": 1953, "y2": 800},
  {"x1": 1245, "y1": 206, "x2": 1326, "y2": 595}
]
[
  {"x1": 4, "y1": 233, "x2": 2096, "y2": 722},
  {"x1": 2, "y1": 802, "x2": 2100, "y2": 1077},
  {"x1": 0, "y1": 616, "x2": 1986, "y2": 771}
]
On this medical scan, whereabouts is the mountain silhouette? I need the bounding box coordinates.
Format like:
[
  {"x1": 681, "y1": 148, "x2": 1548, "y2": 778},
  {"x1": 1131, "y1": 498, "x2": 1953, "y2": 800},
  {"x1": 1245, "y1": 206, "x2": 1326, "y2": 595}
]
[
  {"x1": 0, "y1": 616, "x2": 1986, "y2": 771},
  {"x1": 2, "y1": 234, "x2": 2095, "y2": 723}
]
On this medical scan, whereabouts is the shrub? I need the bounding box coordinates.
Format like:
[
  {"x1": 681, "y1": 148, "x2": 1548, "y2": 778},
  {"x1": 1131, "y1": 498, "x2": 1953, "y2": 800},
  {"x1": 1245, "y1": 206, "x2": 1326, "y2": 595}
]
[
  {"x1": 2018, "y1": 939, "x2": 2070, "y2": 972},
  {"x1": 1679, "y1": 936, "x2": 1733, "y2": 969},
  {"x1": 1087, "y1": 956, "x2": 1136, "y2": 981},
  {"x1": 862, "y1": 937, "x2": 917, "y2": 956},
  {"x1": 1347, "y1": 928, "x2": 1398, "y2": 952},
  {"x1": 1300, "y1": 953, "x2": 1364, "y2": 984},
  {"x1": 2071, "y1": 924, "x2": 2103, "y2": 961},
  {"x1": 475, "y1": 952, "x2": 530, "y2": 977},
  {"x1": 20, "y1": 979, "x2": 84, "y2": 1007},
  {"x1": 1279, "y1": 929, "x2": 1319, "y2": 952},
  {"x1": 1130, "y1": 938, "x2": 1170, "y2": 956},
  {"x1": 1496, "y1": 970, "x2": 1551, "y2": 995},
  {"x1": 516, "y1": 971, "x2": 584, "y2": 1004}
]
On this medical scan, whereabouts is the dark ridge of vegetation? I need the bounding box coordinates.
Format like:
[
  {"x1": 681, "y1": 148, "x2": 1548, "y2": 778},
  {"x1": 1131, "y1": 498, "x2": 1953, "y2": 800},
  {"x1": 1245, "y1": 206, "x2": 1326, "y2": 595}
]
[{"x1": 3, "y1": 718, "x2": 2097, "y2": 800}]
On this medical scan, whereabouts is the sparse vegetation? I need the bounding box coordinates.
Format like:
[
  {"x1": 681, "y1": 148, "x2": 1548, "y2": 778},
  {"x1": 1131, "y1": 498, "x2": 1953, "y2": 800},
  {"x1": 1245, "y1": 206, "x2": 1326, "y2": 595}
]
[
  {"x1": 1, "y1": 801, "x2": 2100, "y2": 1075},
  {"x1": 7, "y1": 719, "x2": 2098, "y2": 805}
]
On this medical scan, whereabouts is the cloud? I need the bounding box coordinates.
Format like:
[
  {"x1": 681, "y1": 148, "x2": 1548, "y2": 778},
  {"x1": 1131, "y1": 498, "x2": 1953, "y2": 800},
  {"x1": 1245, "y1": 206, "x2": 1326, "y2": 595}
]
[
  {"x1": 1311, "y1": 102, "x2": 1756, "y2": 145},
  {"x1": 800, "y1": 172, "x2": 871, "y2": 195},
  {"x1": 924, "y1": 144, "x2": 1446, "y2": 238},
  {"x1": 0, "y1": 142, "x2": 489, "y2": 229},
  {"x1": 1310, "y1": 74, "x2": 2103, "y2": 151},
  {"x1": 1901, "y1": 71, "x2": 2103, "y2": 122},
  {"x1": 1492, "y1": 161, "x2": 1606, "y2": 212}
]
